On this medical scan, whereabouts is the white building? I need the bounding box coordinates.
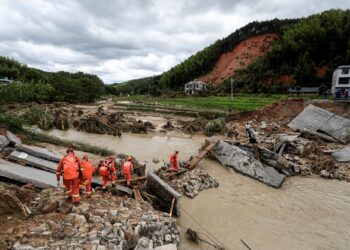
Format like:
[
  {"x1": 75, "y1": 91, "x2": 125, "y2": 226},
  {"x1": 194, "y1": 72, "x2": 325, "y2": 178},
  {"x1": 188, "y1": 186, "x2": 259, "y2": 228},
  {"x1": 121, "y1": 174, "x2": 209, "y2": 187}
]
[
  {"x1": 184, "y1": 79, "x2": 207, "y2": 95},
  {"x1": 331, "y1": 65, "x2": 350, "y2": 94}
]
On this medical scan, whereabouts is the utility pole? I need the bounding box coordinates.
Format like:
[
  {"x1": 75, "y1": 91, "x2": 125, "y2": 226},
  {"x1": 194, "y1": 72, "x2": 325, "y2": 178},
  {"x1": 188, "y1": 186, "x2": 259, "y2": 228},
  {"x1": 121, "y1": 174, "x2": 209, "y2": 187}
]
[{"x1": 230, "y1": 77, "x2": 234, "y2": 101}]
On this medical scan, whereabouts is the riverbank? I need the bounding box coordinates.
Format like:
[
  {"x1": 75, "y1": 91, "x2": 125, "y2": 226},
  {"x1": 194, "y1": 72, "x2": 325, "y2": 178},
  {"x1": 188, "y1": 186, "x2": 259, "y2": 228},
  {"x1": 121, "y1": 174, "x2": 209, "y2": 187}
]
[{"x1": 1, "y1": 97, "x2": 350, "y2": 249}]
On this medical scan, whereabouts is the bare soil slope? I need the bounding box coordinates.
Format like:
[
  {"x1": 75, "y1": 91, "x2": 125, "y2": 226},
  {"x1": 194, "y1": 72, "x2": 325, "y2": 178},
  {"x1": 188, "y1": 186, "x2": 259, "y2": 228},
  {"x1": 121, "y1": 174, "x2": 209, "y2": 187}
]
[{"x1": 199, "y1": 34, "x2": 278, "y2": 85}]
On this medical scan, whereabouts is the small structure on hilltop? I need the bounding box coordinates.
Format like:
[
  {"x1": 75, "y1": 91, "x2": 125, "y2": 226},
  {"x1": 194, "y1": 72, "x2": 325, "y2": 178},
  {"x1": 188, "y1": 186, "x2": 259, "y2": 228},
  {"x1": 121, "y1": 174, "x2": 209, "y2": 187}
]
[
  {"x1": 288, "y1": 86, "x2": 319, "y2": 95},
  {"x1": 184, "y1": 79, "x2": 207, "y2": 95},
  {"x1": 331, "y1": 65, "x2": 350, "y2": 94}
]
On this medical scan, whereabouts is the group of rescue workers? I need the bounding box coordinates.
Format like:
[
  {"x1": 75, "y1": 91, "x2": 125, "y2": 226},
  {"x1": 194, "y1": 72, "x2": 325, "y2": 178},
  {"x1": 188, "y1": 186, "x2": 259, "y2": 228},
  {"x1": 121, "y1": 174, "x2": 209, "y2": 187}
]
[
  {"x1": 56, "y1": 148, "x2": 180, "y2": 205},
  {"x1": 56, "y1": 148, "x2": 135, "y2": 205}
]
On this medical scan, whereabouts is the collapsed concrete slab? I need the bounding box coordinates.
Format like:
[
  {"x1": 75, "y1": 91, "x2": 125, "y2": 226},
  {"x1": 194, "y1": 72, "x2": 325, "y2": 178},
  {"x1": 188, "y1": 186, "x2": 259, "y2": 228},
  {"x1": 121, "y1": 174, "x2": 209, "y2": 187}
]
[
  {"x1": 234, "y1": 143, "x2": 295, "y2": 174},
  {"x1": 332, "y1": 147, "x2": 350, "y2": 162},
  {"x1": 212, "y1": 141, "x2": 287, "y2": 188},
  {"x1": 0, "y1": 135, "x2": 9, "y2": 152},
  {"x1": 16, "y1": 144, "x2": 63, "y2": 163},
  {"x1": 6, "y1": 130, "x2": 22, "y2": 146},
  {"x1": 288, "y1": 105, "x2": 350, "y2": 143},
  {"x1": 0, "y1": 159, "x2": 56, "y2": 188},
  {"x1": 147, "y1": 171, "x2": 181, "y2": 217},
  {"x1": 9, "y1": 150, "x2": 57, "y2": 173},
  {"x1": 9, "y1": 150, "x2": 102, "y2": 186}
]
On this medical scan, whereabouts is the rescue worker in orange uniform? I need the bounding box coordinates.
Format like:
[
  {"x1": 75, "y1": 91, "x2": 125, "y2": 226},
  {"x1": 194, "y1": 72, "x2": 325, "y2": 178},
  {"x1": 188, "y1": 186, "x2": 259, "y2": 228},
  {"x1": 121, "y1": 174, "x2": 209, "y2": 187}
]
[
  {"x1": 80, "y1": 155, "x2": 95, "y2": 197},
  {"x1": 169, "y1": 150, "x2": 179, "y2": 172},
  {"x1": 56, "y1": 148, "x2": 81, "y2": 204},
  {"x1": 98, "y1": 156, "x2": 116, "y2": 190},
  {"x1": 122, "y1": 156, "x2": 134, "y2": 187}
]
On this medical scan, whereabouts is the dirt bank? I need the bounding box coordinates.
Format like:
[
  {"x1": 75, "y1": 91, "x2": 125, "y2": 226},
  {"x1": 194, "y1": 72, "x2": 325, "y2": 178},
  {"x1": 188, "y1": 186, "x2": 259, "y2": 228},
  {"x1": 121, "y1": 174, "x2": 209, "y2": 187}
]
[{"x1": 199, "y1": 34, "x2": 278, "y2": 85}]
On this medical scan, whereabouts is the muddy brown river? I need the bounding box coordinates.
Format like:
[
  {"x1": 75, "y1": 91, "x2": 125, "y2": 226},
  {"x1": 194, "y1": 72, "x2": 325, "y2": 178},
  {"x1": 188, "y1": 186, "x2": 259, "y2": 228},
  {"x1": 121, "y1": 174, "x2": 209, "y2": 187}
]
[{"x1": 43, "y1": 129, "x2": 350, "y2": 250}]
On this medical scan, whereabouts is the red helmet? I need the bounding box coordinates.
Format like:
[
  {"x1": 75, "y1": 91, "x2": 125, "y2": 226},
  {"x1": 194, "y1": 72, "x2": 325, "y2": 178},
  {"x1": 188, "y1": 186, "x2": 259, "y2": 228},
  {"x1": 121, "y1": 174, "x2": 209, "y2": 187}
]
[{"x1": 67, "y1": 148, "x2": 74, "y2": 153}]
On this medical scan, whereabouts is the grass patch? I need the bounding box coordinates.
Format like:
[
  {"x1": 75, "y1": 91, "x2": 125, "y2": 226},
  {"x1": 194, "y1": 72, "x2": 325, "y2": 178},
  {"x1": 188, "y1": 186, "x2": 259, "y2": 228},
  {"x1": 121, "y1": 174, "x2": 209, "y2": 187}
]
[{"x1": 114, "y1": 94, "x2": 290, "y2": 112}]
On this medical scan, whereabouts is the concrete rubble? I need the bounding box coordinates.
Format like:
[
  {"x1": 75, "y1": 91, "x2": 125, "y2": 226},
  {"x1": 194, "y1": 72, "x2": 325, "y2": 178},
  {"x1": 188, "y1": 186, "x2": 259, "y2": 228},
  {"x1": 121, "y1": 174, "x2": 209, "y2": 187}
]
[
  {"x1": 6, "y1": 130, "x2": 22, "y2": 146},
  {"x1": 0, "y1": 184, "x2": 180, "y2": 250},
  {"x1": 331, "y1": 146, "x2": 350, "y2": 162},
  {"x1": 212, "y1": 140, "x2": 287, "y2": 188},
  {"x1": 166, "y1": 169, "x2": 218, "y2": 198},
  {"x1": 0, "y1": 159, "x2": 57, "y2": 188},
  {"x1": 147, "y1": 171, "x2": 181, "y2": 217}
]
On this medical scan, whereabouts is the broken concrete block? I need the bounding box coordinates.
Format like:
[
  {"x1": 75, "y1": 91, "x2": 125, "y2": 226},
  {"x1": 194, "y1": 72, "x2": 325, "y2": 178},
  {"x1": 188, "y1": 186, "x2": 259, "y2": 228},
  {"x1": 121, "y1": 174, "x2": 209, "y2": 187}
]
[
  {"x1": 16, "y1": 144, "x2": 63, "y2": 163},
  {"x1": 331, "y1": 147, "x2": 350, "y2": 162},
  {"x1": 212, "y1": 141, "x2": 286, "y2": 188},
  {"x1": 9, "y1": 150, "x2": 57, "y2": 173},
  {"x1": 147, "y1": 171, "x2": 181, "y2": 217},
  {"x1": 6, "y1": 130, "x2": 21, "y2": 146},
  {"x1": 0, "y1": 159, "x2": 56, "y2": 188},
  {"x1": 0, "y1": 135, "x2": 9, "y2": 152}
]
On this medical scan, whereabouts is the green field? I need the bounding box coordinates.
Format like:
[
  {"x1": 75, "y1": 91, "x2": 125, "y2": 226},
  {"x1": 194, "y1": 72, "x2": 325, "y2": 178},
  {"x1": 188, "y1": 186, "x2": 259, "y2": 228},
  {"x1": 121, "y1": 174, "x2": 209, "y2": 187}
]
[{"x1": 115, "y1": 94, "x2": 289, "y2": 111}]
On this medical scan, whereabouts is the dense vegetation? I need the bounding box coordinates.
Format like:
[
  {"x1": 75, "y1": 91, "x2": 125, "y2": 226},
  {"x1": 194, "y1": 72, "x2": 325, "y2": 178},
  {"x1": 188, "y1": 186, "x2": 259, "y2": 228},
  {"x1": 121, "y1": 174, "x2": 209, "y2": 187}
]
[
  {"x1": 107, "y1": 76, "x2": 160, "y2": 96},
  {"x1": 234, "y1": 9, "x2": 350, "y2": 92},
  {"x1": 0, "y1": 57, "x2": 105, "y2": 103},
  {"x1": 110, "y1": 9, "x2": 350, "y2": 95},
  {"x1": 158, "y1": 18, "x2": 296, "y2": 90}
]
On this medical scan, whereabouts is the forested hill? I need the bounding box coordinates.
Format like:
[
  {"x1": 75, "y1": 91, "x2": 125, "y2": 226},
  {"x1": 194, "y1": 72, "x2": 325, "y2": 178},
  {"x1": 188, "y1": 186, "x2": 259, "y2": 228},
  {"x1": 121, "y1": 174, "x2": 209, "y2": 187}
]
[
  {"x1": 111, "y1": 9, "x2": 350, "y2": 95},
  {"x1": 0, "y1": 57, "x2": 104, "y2": 103},
  {"x1": 234, "y1": 9, "x2": 350, "y2": 93}
]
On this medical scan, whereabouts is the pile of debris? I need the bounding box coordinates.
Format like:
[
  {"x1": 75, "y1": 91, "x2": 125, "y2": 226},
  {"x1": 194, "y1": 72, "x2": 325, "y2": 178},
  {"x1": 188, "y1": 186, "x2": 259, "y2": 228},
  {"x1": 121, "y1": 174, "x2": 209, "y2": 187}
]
[
  {"x1": 0, "y1": 183, "x2": 179, "y2": 250},
  {"x1": 220, "y1": 102, "x2": 350, "y2": 186},
  {"x1": 166, "y1": 169, "x2": 219, "y2": 198},
  {"x1": 156, "y1": 141, "x2": 220, "y2": 198}
]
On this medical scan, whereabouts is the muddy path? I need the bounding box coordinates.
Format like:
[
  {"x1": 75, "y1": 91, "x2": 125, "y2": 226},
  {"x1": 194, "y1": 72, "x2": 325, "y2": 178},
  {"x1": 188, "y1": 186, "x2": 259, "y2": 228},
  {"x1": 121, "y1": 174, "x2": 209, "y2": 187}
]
[{"x1": 41, "y1": 128, "x2": 350, "y2": 250}]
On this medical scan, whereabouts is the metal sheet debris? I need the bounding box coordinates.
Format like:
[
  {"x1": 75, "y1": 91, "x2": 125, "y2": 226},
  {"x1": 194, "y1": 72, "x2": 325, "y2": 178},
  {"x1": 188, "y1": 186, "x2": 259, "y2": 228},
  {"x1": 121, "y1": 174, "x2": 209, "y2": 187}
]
[{"x1": 288, "y1": 105, "x2": 350, "y2": 143}]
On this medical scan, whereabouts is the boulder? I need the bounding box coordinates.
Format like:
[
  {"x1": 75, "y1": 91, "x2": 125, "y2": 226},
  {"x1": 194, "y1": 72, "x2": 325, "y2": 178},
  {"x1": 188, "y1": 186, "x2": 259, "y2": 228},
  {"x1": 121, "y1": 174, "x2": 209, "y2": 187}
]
[{"x1": 135, "y1": 237, "x2": 153, "y2": 250}]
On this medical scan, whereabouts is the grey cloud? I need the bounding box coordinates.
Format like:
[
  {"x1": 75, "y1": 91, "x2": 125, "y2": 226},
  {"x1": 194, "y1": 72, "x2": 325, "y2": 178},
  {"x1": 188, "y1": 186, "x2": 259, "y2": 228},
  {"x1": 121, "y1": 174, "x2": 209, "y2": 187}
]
[{"x1": 0, "y1": 0, "x2": 349, "y2": 83}]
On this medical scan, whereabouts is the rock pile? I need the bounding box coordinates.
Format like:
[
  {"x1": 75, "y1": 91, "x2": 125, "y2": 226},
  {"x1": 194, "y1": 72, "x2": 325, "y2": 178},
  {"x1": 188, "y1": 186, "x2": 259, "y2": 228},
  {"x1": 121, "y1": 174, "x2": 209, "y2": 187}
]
[
  {"x1": 0, "y1": 184, "x2": 180, "y2": 250},
  {"x1": 168, "y1": 169, "x2": 219, "y2": 198}
]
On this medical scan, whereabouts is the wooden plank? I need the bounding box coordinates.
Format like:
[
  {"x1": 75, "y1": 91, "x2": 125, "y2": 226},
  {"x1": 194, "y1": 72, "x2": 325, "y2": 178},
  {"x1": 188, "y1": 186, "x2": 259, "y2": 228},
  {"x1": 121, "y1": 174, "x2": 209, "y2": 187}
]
[{"x1": 187, "y1": 141, "x2": 218, "y2": 170}]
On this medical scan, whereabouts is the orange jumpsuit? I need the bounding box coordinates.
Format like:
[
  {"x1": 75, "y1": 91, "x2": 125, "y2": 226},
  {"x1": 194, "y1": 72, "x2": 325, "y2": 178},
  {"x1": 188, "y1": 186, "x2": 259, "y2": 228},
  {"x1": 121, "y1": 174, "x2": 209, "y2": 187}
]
[
  {"x1": 99, "y1": 160, "x2": 116, "y2": 189},
  {"x1": 80, "y1": 158, "x2": 95, "y2": 197},
  {"x1": 169, "y1": 153, "x2": 178, "y2": 171},
  {"x1": 122, "y1": 160, "x2": 133, "y2": 186},
  {"x1": 56, "y1": 153, "x2": 81, "y2": 203}
]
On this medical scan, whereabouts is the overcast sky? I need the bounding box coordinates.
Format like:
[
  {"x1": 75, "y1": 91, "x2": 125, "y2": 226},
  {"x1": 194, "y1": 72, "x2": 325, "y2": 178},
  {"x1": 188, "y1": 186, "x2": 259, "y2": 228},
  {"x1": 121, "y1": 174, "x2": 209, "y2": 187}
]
[{"x1": 0, "y1": 0, "x2": 349, "y2": 84}]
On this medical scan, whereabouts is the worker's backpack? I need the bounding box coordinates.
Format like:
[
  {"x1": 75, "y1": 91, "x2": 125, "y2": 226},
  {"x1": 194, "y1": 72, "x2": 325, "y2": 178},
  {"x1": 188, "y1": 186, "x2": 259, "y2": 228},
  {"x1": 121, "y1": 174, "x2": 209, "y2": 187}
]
[
  {"x1": 99, "y1": 161, "x2": 110, "y2": 176},
  {"x1": 62, "y1": 155, "x2": 79, "y2": 179}
]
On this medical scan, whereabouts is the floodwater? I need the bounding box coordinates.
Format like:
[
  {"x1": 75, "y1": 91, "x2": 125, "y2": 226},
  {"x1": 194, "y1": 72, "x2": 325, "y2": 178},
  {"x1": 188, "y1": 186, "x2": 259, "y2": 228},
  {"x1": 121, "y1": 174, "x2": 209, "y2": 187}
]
[
  {"x1": 42, "y1": 129, "x2": 203, "y2": 170},
  {"x1": 43, "y1": 129, "x2": 350, "y2": 250}
]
